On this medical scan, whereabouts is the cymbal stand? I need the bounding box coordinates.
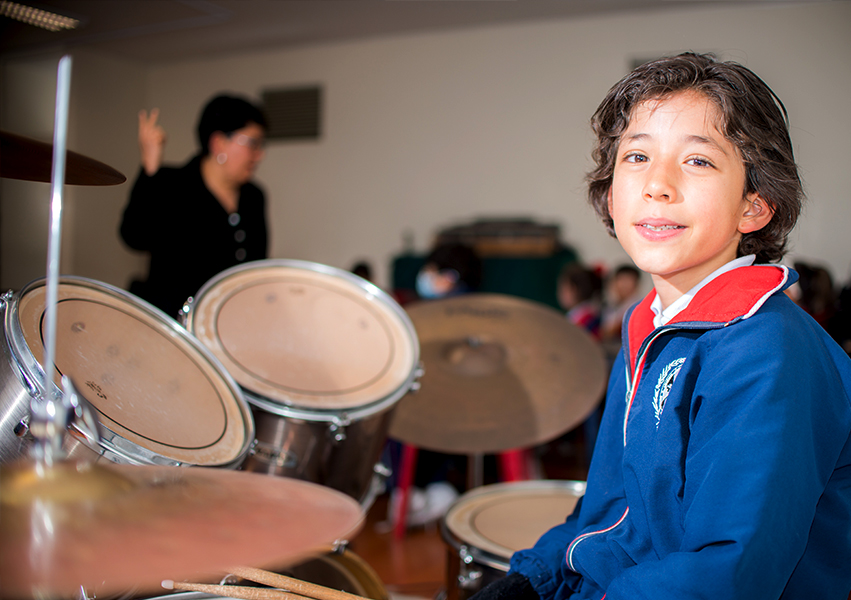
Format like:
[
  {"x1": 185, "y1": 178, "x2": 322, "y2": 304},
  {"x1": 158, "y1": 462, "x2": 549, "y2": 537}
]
[
  {"x1": 467, "y1": 453, "x2": 484, "y2": 490},
  {"x1": 27, "y1": 55, "x2": 101, "y2": 470}
]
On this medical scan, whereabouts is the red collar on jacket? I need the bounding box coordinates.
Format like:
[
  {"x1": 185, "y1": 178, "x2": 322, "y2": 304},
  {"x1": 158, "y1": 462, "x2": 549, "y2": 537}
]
[{"x1": 626, "y1": 265, "x2": 790, "y2": 371}]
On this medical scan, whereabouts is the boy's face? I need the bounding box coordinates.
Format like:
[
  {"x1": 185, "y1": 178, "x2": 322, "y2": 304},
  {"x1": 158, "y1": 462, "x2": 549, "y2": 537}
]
[{"x1": 607, "y1": 91, "x2": 771, "y2": 306}]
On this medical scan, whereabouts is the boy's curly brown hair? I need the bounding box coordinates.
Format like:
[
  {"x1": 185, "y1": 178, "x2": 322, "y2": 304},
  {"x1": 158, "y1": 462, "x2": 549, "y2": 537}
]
[{"x1": 587, "y1": 52, "x2": 802, "y2": 264}]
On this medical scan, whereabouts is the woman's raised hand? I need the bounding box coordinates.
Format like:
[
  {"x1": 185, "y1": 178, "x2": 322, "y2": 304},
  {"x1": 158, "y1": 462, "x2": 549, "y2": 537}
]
[{"x1": 138, "y1": 108, "x2": 167, "y2": 176}]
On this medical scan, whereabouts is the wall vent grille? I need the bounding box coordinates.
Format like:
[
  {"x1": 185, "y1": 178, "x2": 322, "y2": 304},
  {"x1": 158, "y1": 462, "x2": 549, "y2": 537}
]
[{"x1": 262, "y1": 85, "x2": 321, "y2": 140}]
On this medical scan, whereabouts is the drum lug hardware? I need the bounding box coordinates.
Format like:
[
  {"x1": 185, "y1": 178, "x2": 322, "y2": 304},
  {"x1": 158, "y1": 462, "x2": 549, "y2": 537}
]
[
  {"x1": 178, "y1": 296, "x2": 194, "y2": 324},
  {"x1": 250, "y1": 440, "x2": 298, "y2": 468},
  {"x1": 373, "y1": 462, "x2": 392, "y2": 479},
  {"x1": 14, "y1": 414, "x2": 29, "y2": 438},
  {"x1": 27, "y1": 376, "x2": 102, "y2": 465},
  {"x1": 410, "y1": 362, "x2": 425, "y2": 392},
  {"x1": 457, "y1": 546, "x2": 483, "y2": 589},
  {"x1": 328, "y1": 415, "x2": 351, "y2": 443},
  {"x1": 457, "y1": 570, "x2": 483, "y2": 590}
]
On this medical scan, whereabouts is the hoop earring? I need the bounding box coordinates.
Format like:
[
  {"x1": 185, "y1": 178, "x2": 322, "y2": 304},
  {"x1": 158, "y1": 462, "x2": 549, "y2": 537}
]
[{"x1": 217, "y1": 153, "x2": 227, "y2": 165}]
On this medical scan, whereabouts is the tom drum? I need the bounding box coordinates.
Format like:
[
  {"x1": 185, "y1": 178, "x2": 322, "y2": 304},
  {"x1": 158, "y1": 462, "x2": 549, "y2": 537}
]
[
  {"x1": 182, "y1": 259, "x2": 420, "y2": 506},
  {"x1": 441, "y1": 480, "x2": 586, "y2": 600},
  {"x1": 0, "y1": 276, "x2": 254, "y2": 468}
]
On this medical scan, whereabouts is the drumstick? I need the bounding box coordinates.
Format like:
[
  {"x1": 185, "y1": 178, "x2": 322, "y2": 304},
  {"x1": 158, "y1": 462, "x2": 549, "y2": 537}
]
[
  {"x1": 161, "y1": 580, "x2": 306, "y2": 600},
  {"x1": 228, "y1": 565, "x2": 371, "y2": 600}
]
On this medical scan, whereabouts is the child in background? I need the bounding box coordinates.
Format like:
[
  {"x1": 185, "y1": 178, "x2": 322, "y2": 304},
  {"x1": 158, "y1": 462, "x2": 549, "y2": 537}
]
[
  {"x1": 557, "y1": 262, "x2": 603, "y2": 339},
  {"x1": 599, "y1": 264, "x2": 641, "y2": 346},
  {"x1": 471, "y1": 52, "x2": 851, "y2": 600}
]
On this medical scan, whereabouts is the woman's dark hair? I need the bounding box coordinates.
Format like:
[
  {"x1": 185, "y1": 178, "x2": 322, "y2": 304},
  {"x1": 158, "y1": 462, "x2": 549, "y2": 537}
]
[
  {"x1": 587, "y1": 52, "x2": 803, "y2": 264},
  {"x1": 197, "y1": 94, "x2": 267, "y2": 156}
]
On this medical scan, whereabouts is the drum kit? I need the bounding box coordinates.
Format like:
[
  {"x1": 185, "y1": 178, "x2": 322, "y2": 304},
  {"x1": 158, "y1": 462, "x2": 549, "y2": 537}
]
[{"x1": 0, "y1": 56, "x2": 607, "y2": 600}]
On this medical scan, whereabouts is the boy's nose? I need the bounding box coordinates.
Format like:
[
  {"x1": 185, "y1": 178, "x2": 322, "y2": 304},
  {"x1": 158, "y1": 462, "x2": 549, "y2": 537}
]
[{"x1": 643, "y1": 163, "x2": 677, "y2": 202}]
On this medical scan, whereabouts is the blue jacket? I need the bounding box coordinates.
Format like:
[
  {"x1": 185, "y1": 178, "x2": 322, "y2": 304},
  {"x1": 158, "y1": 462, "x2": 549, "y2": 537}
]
[{"x1": 511, "y1": 265, "x2": 851, "y2": 599}]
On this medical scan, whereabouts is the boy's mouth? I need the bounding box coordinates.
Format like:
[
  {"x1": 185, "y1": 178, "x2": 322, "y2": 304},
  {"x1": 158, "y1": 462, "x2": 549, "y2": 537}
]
[{"x1": 639, "y1": 223, "x2": 685, "y2": 231}]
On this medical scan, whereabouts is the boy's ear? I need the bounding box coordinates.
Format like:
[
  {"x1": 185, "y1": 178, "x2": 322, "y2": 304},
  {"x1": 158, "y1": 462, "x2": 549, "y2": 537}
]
[
  {"x1": 738, "y1": 193, "x2": 774, "y2": 233},
  {"x1": 607, "y1": 187, "x2": 614, "y2": 215}
]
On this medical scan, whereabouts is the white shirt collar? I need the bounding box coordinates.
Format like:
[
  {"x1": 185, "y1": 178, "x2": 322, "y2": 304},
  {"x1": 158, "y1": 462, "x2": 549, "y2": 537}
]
[{"x1": 650, "y1": 255, "x2": 756, "y2": 327}]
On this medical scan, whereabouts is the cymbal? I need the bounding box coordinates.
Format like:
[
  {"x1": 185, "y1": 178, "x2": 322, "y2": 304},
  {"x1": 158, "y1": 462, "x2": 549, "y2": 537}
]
[
  {"x1": 388, "y1": 293, "x2": 607, "y2": 454},
  {"x1": 0, "y1": 130, "x2": 126, "y2": 186},
  {"x1": 0, "y1": 459, "x2": 364, "y2": 599}
]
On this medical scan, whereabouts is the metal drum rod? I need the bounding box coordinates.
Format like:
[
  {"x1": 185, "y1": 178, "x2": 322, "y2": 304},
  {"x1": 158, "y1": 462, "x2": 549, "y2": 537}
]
[
  {"x1": 30, "y1": 55, "x2": 72, "y2": 467},
  {"x1": 43, "y1": 55, "x2": 71, "y2": 394}
]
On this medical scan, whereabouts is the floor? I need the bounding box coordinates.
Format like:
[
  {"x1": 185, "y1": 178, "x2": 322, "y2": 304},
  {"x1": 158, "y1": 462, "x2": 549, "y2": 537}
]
[{"x1": 345, "y1": 433, "x2": 591, "y2": 600}]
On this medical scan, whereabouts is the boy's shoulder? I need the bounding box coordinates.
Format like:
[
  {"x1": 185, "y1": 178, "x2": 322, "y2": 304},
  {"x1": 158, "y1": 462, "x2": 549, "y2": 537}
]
[
  {"x1": 685, "y1": 267, "x2": 851, "y2": 393},
  {"x1": 676, "y1": 264, "x2": 791, "y2": 327}
]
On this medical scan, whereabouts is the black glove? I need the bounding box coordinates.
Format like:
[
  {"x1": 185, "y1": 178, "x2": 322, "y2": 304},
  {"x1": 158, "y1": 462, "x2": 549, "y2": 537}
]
[{"x1": 468, "y1": 573, "x2": 540, "y2": 600}]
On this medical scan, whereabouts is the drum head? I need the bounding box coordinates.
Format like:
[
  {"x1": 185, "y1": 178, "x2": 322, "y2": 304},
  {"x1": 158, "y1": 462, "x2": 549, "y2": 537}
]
[
  {"x1": 442, "y1": 480, "x2": 586, "y2": 562},
  {"x1": 186, "y1": 260, "x2": 419, "y2": 415},
  {"x1": 14, "y1": 277, "x2": 253, "y2": 467}
]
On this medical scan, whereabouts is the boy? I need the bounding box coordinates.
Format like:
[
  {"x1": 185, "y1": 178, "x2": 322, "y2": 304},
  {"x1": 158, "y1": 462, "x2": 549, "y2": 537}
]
[{"x1": 471, "y1": 53, "x2": 851, "y2": 599}]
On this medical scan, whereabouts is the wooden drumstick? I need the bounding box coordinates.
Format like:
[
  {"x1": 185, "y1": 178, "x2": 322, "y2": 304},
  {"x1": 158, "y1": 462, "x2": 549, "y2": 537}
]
[
  {"x1": 161, "y1": 580, "x2": 305, "y2": 600},
  {"x1": 228, "y1": 565, "x2": 371, "y2": 600}
]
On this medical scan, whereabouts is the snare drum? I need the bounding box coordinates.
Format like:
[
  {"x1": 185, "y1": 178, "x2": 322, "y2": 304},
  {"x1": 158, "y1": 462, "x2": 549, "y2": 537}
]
[
  {"x1": 0, "y1": 276, "x2": 253, "y2": 468},
  {"x1": 441, "y1": 480, "x2": 586, "y2": 600},
  {"x1": 182, "y1": 259, "x2": 420, "y2": 506}
]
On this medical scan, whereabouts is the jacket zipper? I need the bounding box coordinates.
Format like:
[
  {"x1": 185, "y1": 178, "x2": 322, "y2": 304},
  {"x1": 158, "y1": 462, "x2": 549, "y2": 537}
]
[
  {"x1": 565, "y1": 327, "x2": 671, "y2": 571},
  {"x1": 623, "y1": 328, "x2": 671, "y2": 445}
]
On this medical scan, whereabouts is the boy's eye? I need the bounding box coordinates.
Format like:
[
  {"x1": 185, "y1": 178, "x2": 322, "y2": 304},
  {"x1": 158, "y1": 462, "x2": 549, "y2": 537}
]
[
  {"x1": 623, "y1": 152, "x2": 647, "y2": 163},
  {"x1": 686, "y1": 156, "x2": 714, "y2": 168}
]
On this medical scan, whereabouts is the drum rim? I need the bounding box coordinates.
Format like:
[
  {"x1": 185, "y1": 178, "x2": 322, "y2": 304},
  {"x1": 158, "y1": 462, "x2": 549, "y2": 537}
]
[
  {"x1": 8, "y1": 275, "x2": 256, "y2": 468},
  {"x1": 135, "y1": 548, "x2": 389, "y2": 600},
  {"x1": 440, "y1": 480, "x2": 587, "y2": 570},
  {"x1": 183, "y1": 259, "x2": 421, "y2": 418},
  {"x1": 283, "y1": 546, "x2": 390, "y2": 600},
  {"x1": 135, "y1": 593, "x2": 211, "y2": 600},
  {"x1": 3, "y1": 288, "x2": 49, "y2": 401}
]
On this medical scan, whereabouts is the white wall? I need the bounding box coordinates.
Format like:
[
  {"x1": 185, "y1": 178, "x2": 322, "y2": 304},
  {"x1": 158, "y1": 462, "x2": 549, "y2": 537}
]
[
  {"x1": 3, "y1": 1, "x2": 850, "y2": 295},
  {"x1": 64, "y1": 50, "x2": 149, "y2": 286},
  {"x1": 0, "y1": 54, "x2": 62, "y2": 291},
  {"x1": 0, "y1": 49, "x2": 147, "y2": 292}
]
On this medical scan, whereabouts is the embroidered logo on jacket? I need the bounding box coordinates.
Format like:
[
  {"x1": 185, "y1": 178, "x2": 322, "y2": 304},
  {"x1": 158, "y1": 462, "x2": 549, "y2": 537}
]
[{"x1": 653, "y1": 357, "x2": 685, "y2": 428}]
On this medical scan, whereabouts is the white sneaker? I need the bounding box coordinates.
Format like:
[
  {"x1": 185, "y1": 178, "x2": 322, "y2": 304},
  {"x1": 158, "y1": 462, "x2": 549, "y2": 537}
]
[
  {"x1": 385, "y1": 486, "x2": 427, "y2": 524},
  {"x1": 407, "y1": 482, "x2": 459, "y2": 527},
  {"x1": 383, "y1": 483, "x2": 460, "y2": 530}
]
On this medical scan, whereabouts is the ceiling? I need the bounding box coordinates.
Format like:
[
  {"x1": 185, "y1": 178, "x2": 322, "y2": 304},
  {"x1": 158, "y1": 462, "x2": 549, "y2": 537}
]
[{"x1": 0, "y1": 0, "x2": 789, "y2": 65}]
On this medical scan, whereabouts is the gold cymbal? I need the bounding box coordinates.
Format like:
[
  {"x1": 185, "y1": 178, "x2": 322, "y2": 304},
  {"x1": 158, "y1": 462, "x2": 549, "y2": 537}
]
[
  {"x1": 0, "y1": 459, "x2": 364, "y2": 599},
  {"x1": 0, "y1": 130, "x2": 126, "y2": 186},
  {"x1": 388, "y1": 294, "x2": 607, "y2": 454}
]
